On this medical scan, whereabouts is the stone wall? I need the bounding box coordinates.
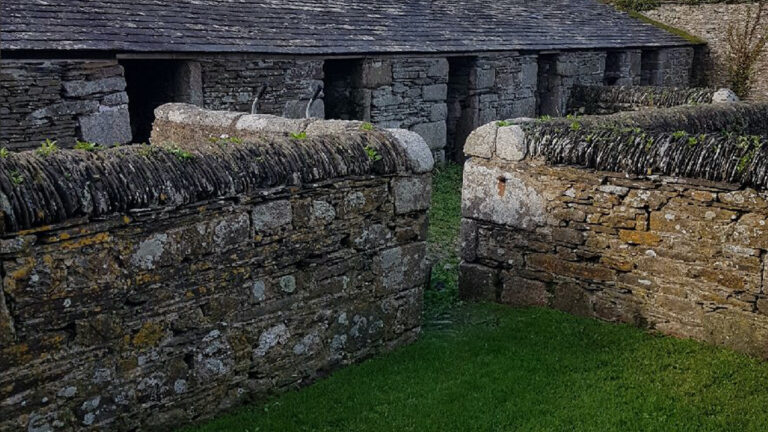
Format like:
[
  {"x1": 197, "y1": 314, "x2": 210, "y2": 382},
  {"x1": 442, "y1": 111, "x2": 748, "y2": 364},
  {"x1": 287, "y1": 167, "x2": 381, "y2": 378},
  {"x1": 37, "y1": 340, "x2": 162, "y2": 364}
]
[
  {"x1": 0, "y1": 105, "x2": 433, "y2": 431},
  {"x1": 640, "y1": 46, "x2": 695, "y2": 87},
  {"x1": 0, "y1": 60, "x2": 132, "y2": 150},
  {"x1": 365, "y1": 58, "x2": 450, "y2": 163},
  {"x1": 645, "y1": 3, "x2": 768, "y2": 100},
  {"x1": 568, "y1": 85, "x2": 723, "y2": 115},
  {"x1": 459, "y1": 104, "x2": 768, "y2": 357},
  {"x1": 199, "y1": 56, "x2": 325, "y2": 118},
  {"x1": 537, "y1": 51, "x2": 608, "y2": 116}
]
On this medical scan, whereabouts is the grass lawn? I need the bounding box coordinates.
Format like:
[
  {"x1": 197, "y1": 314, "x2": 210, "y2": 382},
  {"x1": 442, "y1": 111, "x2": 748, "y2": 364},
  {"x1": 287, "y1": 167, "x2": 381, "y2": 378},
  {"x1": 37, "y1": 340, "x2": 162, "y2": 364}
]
[{"x1": 182, "y1": 164, "x2": 768, "y2": 432}]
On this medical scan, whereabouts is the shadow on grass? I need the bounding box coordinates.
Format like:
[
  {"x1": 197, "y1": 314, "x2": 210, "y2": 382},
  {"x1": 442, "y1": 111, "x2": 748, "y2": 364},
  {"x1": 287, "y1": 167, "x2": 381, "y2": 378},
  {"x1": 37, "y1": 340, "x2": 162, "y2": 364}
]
[
  {"x1": 181, "y1": 304, "x2": 768, "y2": 432},
  {"x1": 181, "y1": 164, "x2": 768, "y2": 432}
]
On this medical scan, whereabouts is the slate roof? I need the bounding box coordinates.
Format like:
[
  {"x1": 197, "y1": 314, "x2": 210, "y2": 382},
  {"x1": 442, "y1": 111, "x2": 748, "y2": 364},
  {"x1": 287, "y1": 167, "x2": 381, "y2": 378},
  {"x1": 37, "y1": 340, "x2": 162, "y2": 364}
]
[{"x1": 2, "y1": 0, "x2": 690, "y2": 55}]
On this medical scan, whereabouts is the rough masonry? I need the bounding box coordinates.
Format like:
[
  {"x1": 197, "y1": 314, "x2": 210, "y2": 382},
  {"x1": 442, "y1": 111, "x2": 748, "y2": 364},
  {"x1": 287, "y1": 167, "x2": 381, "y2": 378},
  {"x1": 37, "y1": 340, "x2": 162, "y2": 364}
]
[
  {"x1": 459, "y1": 102, "x2": 768, "y2": 357},
  {"x1": 0, "y1": 105, "x2": 433, "y2": 431}
]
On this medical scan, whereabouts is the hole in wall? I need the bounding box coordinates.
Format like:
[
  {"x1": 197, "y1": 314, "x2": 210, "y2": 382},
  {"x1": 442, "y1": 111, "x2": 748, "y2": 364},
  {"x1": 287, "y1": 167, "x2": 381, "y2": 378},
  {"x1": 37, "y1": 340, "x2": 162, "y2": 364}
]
[
  {"x1": 323, "y1": 59, "x2": 367, "y2": 121},
  {"x1": 604, "y1": 52, "x2": 623, "y2": 86},
  {"x1": 119, "y1": 59, "x2": 199, "y2": 143},
  {"x1": 536, "y1": 54, "x2": 560, "y2": 117},
  {"x1": 446, "y1": 56, "x2": 477, "y2": 163},
  {"x1": 640, "y1": 50, "x2": 660, "y2": 86}
]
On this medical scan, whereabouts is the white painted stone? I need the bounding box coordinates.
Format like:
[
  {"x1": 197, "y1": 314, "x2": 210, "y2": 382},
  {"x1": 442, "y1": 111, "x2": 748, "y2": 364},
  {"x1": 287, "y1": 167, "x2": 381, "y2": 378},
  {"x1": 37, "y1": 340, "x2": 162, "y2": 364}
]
[{"x1": 495, "y1": 125, "x2": 526, "y2": 162}]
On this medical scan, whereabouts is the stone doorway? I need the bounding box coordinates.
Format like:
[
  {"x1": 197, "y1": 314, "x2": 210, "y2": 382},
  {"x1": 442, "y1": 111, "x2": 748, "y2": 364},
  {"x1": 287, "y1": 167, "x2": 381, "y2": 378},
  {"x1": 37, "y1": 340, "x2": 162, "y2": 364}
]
[
  {"x1": 446, "y1": 57, "x2": 477, "y2": 163},
  {"x1": 119, "y1": 59, "x2": 201, "y2": 143},
  {"x1": 323, "y1": 59, "x2": 368, "y2": 121}
]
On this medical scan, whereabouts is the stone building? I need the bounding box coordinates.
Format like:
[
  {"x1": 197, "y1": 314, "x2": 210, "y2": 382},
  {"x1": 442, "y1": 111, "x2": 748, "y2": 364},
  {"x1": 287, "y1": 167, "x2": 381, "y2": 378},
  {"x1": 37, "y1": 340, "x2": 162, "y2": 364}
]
[{"x1": 2, "y1": 0, "x2": 700, "y2": 161}]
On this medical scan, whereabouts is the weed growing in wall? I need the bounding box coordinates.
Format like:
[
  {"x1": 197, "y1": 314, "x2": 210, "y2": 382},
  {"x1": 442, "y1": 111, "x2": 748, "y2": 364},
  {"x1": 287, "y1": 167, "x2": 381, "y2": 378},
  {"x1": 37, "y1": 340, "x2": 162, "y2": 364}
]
[
  {"x1": 360, "y1": 122, "x2": 375, "y2": 131},
  {"x1": 364, "y1": 145, "x2": 382, "y2": 162},
  {"x1": 8, "y1": 170, "x2": 23, "y2": 186},
  {"x1": 208, "y1": 135, "x2": 243, "y2": 146},
  {"x1": 167, "y1": 146, "x2": 195, "y2": 161},
  {"x1": 0, "y1": 148, "x2": 10, "y2": 159},
  {"x1": 290, "y1": 132, "x2": 308, "y2": 140},
  {"x1": 74, "y1": 141, "x2": 102, "y2": 152},
  {"x1": 37, "y1": 139, "x2": 58, "y2": 157}
]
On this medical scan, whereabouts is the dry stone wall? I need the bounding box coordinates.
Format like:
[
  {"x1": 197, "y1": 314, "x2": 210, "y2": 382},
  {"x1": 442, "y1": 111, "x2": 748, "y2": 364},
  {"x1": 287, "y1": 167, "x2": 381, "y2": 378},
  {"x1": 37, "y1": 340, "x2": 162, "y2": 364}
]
[
  {"x1": 0, "y1": 105, "x2": 433, "y2": 431},
  {"x1": 460, "y1": 104, "x2": 768, "y2": 357},
  {"x1": 537, "y1": 51, "x2": 608, "y2": 117},
  {"x1": 0, "y1": 60, "x2": 132, "y2": 150},
  {"x1": 568, "y1": 85, "x2": 723, "y2": 115},
  {"x1": 200, "y1": 56, "x2": 325, "y2": 118},
  {"x1": 645, "y1": 3, "x2": 768, "y2": 100}
]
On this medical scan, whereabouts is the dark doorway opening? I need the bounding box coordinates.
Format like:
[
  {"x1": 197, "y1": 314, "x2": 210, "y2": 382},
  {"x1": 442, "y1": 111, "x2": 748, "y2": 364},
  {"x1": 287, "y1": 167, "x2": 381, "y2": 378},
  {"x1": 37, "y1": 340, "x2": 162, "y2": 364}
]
[
  {"x1": 446, "y1": 57, "x2": 477, "y2": 163},
  {"x1": 537, "y1": 54, "x2": 560, "y2": 117},
  {"x1": 640, "y1": 50, "x2": 660, "y2": 86},
  {"x1": 120, "y1": 60, "x2": 200, "y2": 143},
  {"x1": 323, "y1": 59, "x2": 367, "y2": 121},
  {"x1": 604, "y1": 52, "x2": 623, "y2": 86}
]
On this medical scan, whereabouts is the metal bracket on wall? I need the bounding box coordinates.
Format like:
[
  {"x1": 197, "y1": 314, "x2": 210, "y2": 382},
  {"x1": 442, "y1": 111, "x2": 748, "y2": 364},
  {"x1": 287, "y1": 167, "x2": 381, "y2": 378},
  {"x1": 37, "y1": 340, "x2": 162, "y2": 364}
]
[
  {"x1": 305, "y1": 85, "x2": 323, "y2": 119},
  {"x1": 251, "y1": 85, "x2": 267, "y2": 114}
]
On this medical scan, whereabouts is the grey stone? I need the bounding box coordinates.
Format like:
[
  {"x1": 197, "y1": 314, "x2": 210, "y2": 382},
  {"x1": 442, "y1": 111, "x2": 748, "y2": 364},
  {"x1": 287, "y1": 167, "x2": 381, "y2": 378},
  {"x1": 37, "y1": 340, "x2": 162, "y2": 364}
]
[
  {"x1": 392, "y1": 175, "x2": 431, "y2": 214},
  {"x1": 235, "y1": 114, "x2": 312, "y2": 134},
  {"x1": 63, "y1": 77, "x2": 126, "y2": 97},
  {"x1": 427, "y1": 59, "x2": 449, "y2": 78},
  {"x1": 712, "y1": 88, "x2": 740, "y2": 104},
  {"x1": 459, "y1": 218, "x2": 478, "y2": 262},
  {"x1": 101, "y1": 92, "x2": 129, "y2": 107},
  {"x1": 283, "y1": 99, "x2": 324, "y2": 119},
  {"x1": 78, "y1": 106, "x2": 133, "y2": 145},
  {"x1": 362, "y1": 59, "x2": 393, "y2": 88},
  {"x1": 312, "y1": 200, "x2": 336, "y2": 223},
  {"x1": 463, "y1": 121, "x2": 498, "y2": 159},
  {"x1": 458, "y1": 262, "x2": 498, "y2": 302},
  {"x1": 495, "y1": 125, "x2": 526, "y2": 162},
  {"x1": 410, "y1": 121, "x2": 446, "y2": 150},
  {"x1": 279, "y1": 275, "x2": 296, "y2": 293},
  {"x1": 461, "y1": 159, "x2": 548, "y2": 230},
  {"x1": 252, "y1": 200, "x2": 292, "y2": 231},
  {"x1": 430, "y1": 103, "x2": 448, "y2": 122},
  {"x1": 385, "y1": 128, "x2": 434, "y2": 174},
  {"x1": 422, "y1": 84, "x2": 448, "y2": 101},
  {"x1": 156, "y1": 103, "x2": 243, "y2": 129},
  {"x1": 251, "y1": 280, "x2": 266, "y2": 302},
  {"x1": 176, "y1": 61, "x2": 203, "y2": 106},
  {"x1": 474, "y1": 68, "x2": 496, "y2": 89}
]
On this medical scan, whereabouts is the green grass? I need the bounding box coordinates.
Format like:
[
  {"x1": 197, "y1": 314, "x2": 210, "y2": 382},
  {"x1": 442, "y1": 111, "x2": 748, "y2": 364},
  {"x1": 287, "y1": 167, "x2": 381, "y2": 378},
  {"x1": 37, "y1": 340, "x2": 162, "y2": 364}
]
[
  {"x1": 182, "y1": 166, "x2": 768, "y2": 432},
  {"x1": 424, "y1": 162, "x2": 464, "y2": 320}
]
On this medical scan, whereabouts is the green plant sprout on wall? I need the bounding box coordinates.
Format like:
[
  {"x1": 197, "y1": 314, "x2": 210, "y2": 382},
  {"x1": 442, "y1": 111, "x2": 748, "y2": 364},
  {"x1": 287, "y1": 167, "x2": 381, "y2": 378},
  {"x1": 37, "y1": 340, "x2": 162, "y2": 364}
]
[
  {"x1": 364, "y1": 145, "x2": 382, "y2": 162},
  {"x1": 290, "y1": 132, "x2": 308, "y2": 140},
  {"x1": 0, "y1": 148, "x2": 10, "y2": 159},
  {"x1": 74, "y1": 140, "x2": 101, "y2": 152},
  {"x1": 37, "y1": 139, "x2": 58, "y2": 157},
  {"x1": 361, "y1": 122, "x2": 375, "y2": 131},
  {"x1": 8, "y1": 170, "x2": 23, "y2": 186}
]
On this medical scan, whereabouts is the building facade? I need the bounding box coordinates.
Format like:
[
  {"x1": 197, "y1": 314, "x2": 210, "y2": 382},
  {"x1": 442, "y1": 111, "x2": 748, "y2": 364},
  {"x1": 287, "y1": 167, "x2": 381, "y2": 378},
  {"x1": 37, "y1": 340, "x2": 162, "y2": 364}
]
[{"x1": 1, "y1": 0, "x2": 700, "y2": 162}]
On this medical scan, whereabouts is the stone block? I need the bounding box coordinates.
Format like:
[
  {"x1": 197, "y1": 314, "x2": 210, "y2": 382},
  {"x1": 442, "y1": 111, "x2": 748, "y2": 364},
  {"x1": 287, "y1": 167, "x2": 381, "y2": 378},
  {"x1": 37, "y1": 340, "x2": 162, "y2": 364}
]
[
  {"x1": 430, "y1": 103, "x2": 448, "y2": 122},
  {"x1": 427, "y1": 58, "x2": 449, "y2": 79},
  {"x1": 63, "y1": 76, "x2": 126, "y2": 97},
  {"x1": 392, "y1": 175, "x2": 432, "y2": 214},
  {"x1": 461, "y1": 159, "x2": 547, "y2": 230},
  {"x1": 459, "y1": 218, "x2": 478, "y2": 262},
  {"x1": 473, "y1": 68, "x2": 496, "y2": 89},
  {"x1": 712, "y1": 88, "x2": 740, "y2": 104},
  {"x1": 411, "y1": 121, "x2": 446, "y2": 150},
  {"x1": 362, "y1": 59, "x2": 393, "y2": 88},
  {"x1": 459, "y1": 262, "x2": 498, "y2": 302},
  {"x1": 495, "y1": 125, "x2": 526, "y2": 162},
  {"x1": 422, "y1": 84, "x2": 448, "y2": 102},
  {"x1": 283, "y1": 98, "x2": 324, "y2": 119},
  {"x1": 385, "y1": 128, "x2": 434, "y2": 174},
  {"x1": 500, "y1": 273, "x2": 550, "y2": 307},
  {"x1": 79, "y1": 106, "x2": 132, "y2": 145},
  {"x1": 156, "y1": 103, "x2": 244, "y2": 129},
  {"x1": 463, "y1": 121, "x2": 497, "y2": 158},
  {"x1": 252, "y1": 200, "x2": 293, "y2": 232}
]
